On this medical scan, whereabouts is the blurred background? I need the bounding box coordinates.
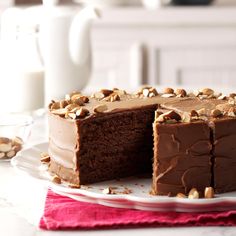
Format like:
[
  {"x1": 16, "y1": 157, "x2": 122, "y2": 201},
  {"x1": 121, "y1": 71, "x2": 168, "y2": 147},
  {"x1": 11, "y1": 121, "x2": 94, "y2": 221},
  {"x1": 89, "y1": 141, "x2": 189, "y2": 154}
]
[{"x1": 0, "y1": 0, "x2": 236, "y2": 113}]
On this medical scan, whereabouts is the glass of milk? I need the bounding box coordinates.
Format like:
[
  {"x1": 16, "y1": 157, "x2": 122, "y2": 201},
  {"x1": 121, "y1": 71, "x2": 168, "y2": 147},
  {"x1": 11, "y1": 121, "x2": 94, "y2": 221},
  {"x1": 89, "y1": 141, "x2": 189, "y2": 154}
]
[{"x1": 0, "y1": 8, "x2": 44, "y2": 114}]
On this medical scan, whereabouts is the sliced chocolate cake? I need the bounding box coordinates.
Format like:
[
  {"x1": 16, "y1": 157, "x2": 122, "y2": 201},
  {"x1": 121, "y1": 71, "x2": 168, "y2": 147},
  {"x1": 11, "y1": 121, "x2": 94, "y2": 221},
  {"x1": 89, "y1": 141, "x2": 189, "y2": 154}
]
[
  {"x1": 152, "y1": 115, "x2": 212, "y2": 197},
  {"x1": 47, "y1": 87, "x2": 236, "y2": 197},
  {"x1": 212, "y1": 118, "x2": 236, "y2": 193}
]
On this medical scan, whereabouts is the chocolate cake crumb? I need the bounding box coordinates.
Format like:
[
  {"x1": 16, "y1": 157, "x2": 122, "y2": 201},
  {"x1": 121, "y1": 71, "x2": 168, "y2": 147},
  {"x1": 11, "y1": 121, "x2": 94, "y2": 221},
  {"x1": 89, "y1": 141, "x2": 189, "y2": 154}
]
[{"x1": 122, "y1": 187, "x2": 132, "y2": 194}]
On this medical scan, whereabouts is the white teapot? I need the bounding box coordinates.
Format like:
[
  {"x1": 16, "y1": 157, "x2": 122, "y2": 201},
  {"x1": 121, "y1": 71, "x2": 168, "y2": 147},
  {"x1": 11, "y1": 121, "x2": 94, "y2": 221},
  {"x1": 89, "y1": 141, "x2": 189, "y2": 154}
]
[
  {"x1": 40, "y1": 1, "x2": 100, "y2": 103},
  {"x1": 0, "y1": 2, "x2": 100, "y2": 110}
]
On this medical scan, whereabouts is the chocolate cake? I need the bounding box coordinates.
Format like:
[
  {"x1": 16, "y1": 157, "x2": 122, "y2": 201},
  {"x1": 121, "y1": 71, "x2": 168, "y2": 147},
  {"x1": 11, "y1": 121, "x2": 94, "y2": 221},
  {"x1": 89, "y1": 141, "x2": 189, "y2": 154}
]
[{"x1": 47, "y1": 87, "x2": 236, "y2": 197}]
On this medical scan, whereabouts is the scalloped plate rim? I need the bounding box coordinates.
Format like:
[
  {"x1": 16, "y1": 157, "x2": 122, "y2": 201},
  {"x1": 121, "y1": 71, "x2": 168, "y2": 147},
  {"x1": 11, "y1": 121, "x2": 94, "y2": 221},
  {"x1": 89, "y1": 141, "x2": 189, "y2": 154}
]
[{"x1": 10, "y1": 142, "x2": 236, "y2": 212}]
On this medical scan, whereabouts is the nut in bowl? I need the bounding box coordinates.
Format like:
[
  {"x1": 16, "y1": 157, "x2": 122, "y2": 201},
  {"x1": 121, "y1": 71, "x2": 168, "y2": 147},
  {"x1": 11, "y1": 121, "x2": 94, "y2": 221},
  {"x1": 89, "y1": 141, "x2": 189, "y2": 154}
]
[{"x1": 0, "y1": 114, "x2": 33, "y2": 161}]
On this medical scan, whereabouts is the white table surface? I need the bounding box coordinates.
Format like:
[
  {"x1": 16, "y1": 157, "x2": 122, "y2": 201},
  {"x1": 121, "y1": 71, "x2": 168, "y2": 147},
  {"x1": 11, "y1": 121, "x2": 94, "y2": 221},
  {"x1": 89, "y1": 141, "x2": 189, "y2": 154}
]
[{"x1": 0, "y1": 113, "x2": 236, "y2": 236}]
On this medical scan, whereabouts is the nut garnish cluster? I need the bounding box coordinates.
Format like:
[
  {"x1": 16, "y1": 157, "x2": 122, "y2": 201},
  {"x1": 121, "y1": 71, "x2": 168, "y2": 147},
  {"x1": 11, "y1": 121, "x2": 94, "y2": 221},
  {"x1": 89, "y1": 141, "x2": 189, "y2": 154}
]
[
  {"x1": 0, "y1": 137, "x2": 23, "y2": 159},
  {"x1": 92, "y1": 88, "x2": 126, "y2": 102},
  {"x1": 161, "y1": 88, "x2": 187, "y2": 98},
  {"x1": 155, "y1": 109, "x2": 210, "y2": 124},
  {"x1": 155, "y1": 110, "x2": 181, "y2": 124},
  {"x1": 135, "y1": 86, "x2": 158, "y2": 98},
  {"x1": 176, "y1": 186, "x2": 214, "y2": 199},
  {"x1": 193, "y1": 88, "x2": 215, "y2": 99},
  {"x1": 49, "y1": 87, "x2": 236, "y2": 121},
  {"x1": 155, "y1": 107, "x2": 230, "y2": 124},
  {"x1": 193, "y1": 88, "x2": 231, "y2": 101},
  {"x1": 49, "y1": 91, "x2": 90, "y2": 119}
]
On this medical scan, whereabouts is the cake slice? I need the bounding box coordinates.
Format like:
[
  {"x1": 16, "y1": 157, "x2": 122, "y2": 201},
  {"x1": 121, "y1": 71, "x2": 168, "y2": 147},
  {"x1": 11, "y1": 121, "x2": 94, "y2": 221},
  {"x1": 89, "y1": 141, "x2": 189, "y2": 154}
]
[
  {"x1": 48, "y1": 87, "x2": 163, "y2": 186},
  {"x1": 212, "y1": 117, "x2": 236, "y2": 193},
  {"x1": 152, "y1": 110, "x2": 212, "y2": 196},
  {"x1": 48, "y1": 104, "x2": 157, "y2": 185}
]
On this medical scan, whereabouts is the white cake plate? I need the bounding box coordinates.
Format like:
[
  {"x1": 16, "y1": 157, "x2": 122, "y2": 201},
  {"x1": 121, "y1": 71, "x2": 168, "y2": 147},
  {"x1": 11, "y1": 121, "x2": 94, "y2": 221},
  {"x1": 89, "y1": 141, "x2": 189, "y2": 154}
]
[{"x1": 11, "y1": 142, "x2": 236, "y2": 212}]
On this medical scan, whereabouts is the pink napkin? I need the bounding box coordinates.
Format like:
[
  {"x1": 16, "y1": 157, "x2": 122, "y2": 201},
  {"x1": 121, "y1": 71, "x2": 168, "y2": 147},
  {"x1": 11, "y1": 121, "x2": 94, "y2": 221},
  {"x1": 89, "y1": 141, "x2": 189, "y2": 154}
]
[{"x1": 39, "y1": 190, "x2": 236, "y2": 230}]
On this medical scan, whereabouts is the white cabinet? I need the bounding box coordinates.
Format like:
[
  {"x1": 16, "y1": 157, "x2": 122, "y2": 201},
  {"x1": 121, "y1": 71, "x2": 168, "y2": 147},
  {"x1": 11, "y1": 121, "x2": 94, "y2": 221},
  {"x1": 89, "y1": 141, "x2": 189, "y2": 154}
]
[
  {"x1": 159, "y1": 47, "x2": 236, "y2": 87},
  {"x1": 90, "y1": 7, "x2": 236, "y2": 89}
]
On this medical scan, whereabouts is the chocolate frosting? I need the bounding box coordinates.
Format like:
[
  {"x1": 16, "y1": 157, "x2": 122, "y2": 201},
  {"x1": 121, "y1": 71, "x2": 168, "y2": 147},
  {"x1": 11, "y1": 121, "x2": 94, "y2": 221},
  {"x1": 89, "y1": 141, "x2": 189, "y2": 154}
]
[
  {"x1": 48, "y1": 113, "x2": 78, "y2": 169},
  {"x1": 66, "y1": 94, "x2": 226, "y2": 118},
  {"x1": 213, "y1": 118, "x2": 236, "y2": 193},
  {"x1": 152, "y1": 122, "x2": 211, "y2": 196}
]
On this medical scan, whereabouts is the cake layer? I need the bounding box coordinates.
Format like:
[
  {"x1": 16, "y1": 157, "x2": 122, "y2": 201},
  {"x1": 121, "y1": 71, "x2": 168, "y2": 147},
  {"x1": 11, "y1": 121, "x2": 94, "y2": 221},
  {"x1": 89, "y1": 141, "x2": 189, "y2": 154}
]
[
  {"x1": 213, "y1": 118, "x2": 236, "y2": 193},
  {"x1": 152, "y1": 121, "x2": 212, "y2": 196},
  {"x1": 49, "y1": 105, "x2": 157, "y2": 185}
]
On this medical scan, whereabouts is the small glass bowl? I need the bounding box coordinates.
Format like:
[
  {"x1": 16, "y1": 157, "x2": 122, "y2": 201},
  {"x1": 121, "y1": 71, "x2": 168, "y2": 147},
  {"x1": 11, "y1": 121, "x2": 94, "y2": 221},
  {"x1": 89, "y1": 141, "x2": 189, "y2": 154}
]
[{"x1": 0, "y1": 114, "x2": 33, "y2": 161}]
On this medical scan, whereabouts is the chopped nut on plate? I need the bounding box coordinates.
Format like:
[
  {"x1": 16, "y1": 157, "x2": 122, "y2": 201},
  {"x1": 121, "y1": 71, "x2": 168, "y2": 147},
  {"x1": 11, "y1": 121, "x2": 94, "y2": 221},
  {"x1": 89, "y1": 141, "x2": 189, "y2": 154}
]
[
  {"x1": 102, "y1": 187, "x2": 112, "y2": 194},
  {"x1": 68, "y1": 183, "x2": 81, "y2": 189},
  {"x1": 204, "y1": 187, "x2": 214, "y2": 199},
  {"x1": 52, "y1": 175, "x2": 62, "y2": 184},
  {"x1": 176, "y1": 193, "x2": 187, "y2": 198},
  {"x1": 188, "y1": 188, "x2": 199, "y2": 199}
]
